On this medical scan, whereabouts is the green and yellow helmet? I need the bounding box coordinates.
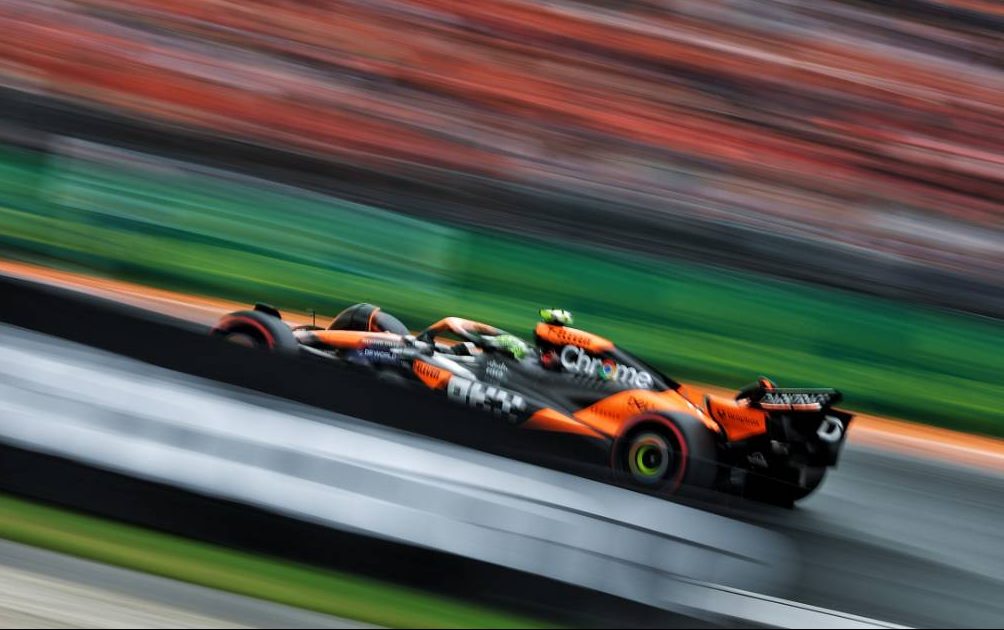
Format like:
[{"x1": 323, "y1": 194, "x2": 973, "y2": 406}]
[{"x1": 539, "y1": 308, "x2": 574, "y2": 326}]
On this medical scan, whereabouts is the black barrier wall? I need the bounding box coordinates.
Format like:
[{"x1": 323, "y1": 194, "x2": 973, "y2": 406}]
[{"x1": 0, "y1": 273, "x2": 607, "y2": 474}]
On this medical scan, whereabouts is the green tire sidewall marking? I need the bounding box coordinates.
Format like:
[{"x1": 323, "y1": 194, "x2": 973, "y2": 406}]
[
  {"x1": 629, "y1": 434, "x2": 671, "y2": 482},
  {"x1": 635, "y1": 443, "x2": 661, "y2": 477}
]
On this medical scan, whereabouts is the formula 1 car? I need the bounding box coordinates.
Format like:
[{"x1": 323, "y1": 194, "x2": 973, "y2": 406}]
[{"x1": 213, "y1": 303, "x2": 852, "y2": 505}]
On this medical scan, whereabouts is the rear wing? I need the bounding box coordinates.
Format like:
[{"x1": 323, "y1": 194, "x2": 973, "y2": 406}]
[{"x1": 748, "y1": 388, "x2": 842, "y2": 412}]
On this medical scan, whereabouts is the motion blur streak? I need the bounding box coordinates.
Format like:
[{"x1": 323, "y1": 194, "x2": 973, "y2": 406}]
[
  {"x1": 0, "y1": 0, "x2": 1000, "y2": 281},
  {"x1": 0, "y1": 0, "x2": 1002, "y2": 627},
  {"x1": 0, "y1": 323, "x2": 804, "y2": 626},
  {"x1": 0, "y1": 541, "x2": 354, "y2": 629}
]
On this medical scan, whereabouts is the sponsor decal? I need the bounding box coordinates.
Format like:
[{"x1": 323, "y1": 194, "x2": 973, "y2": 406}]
[
  {"x1": 349, "y1": 346, "x2": 398, "y2": 366},
  {"x1": 544, "y1": 326, "x2": 596, "y2": 348},
  {"x1": 712, "y1": 405, "x2": 765, "y2": 430},
  {"x1": 559, "y1": 345, "x2": 654, "y2": 389},
  {"x1": 581, "y1": 394, "x2": 657, "y2": 423},
  {"x1": 485, "y1": 360, "x2": 508, "y2": 384},
  {"x1": 627, "y1": 395, "x2": 654, "y2": 414},
  {"x1": 415, "y1": 361, "x2": 438, "y2": 379},
  {"x1": 759, "y1": 391, "x2": 832, "y2": 409},
  {"x1": 448, "y1": 377, "x2": 526, "y2": 422},
  {"x1": 584, "y1": 399, "x2": 626, "y2": 421},
  {"x1": 817, "y1": 416, "x2": 845, "y2": 443},
  {"x1": 707, "y1": 398, "x2": 767, "y2": 441},
  {"x1": 413, "y1": 360, "x2": 451, "y2": 389},
  {"x1": 598, "y1": 358, "x2": 617, "y2": 380}
]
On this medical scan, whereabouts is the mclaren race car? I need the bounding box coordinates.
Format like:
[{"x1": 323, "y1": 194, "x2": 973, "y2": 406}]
[{"x1": 213, "y1": 303, "x2": 852, "y2": 505}]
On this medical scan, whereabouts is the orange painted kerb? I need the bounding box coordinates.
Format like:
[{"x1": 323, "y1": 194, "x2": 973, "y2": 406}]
[
  {"x1": 3, "y1": 257, "x2": 1003, "y2": 475},
  {"x1": 0, "y1": 259, "x2": 318, "y2": 327},
  {"x1": 850, "y1": 413, "x2": 1004, "y2": 474}
]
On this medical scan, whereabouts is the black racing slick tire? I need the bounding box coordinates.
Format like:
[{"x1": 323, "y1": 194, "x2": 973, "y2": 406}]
[
  {"x1": 746, "y1": 467, "x2": 827, "y2": 508},
  {"x1": 613, "y1": 413, "x2": 719, "y2": 495},
  {"x1": 211, "y1": 310, "x2": 298, "y2": 354}
]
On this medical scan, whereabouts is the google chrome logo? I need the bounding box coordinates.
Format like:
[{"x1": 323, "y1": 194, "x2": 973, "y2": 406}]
[{"x1": 598, "y1": 358, "x2": 618, "y2": 380}]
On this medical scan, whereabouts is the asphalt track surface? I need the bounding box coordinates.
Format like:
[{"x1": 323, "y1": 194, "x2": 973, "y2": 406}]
[
  {"x1": 0, "y1": 541, "x2": 362, "y2": 629},
  {"x1": 0, "y1": 272, "x2": 1002, "y2": 627},
  {"x1": 725, "y1": 447, "x2": 1004, "y2": 628}
]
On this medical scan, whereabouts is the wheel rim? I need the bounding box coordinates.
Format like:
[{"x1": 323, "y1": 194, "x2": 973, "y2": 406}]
[
  {"x1": 224, "y1": 332, "x2": 259, "y2": 348},
  {"x1": 627, "y1": 432, "x2": 673, "y2": 485}
]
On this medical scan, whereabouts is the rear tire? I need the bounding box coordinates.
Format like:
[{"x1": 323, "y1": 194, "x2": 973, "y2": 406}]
[
  {"x1": 212, "y1": 310, "x2": 298, "y2": 354},
  {"x1": 614, "y1": 414, "x2": 719, "y2": 495},
  {"x1": 746, "y1": 467, "x2": 826, "y2": 508}
]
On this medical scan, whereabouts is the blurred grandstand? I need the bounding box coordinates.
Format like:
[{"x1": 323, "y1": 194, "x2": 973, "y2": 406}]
[
  {"x1": 0, "y1": 0, "x2": 1001, "y2": 313},
  {"x1": 2, "y1": 4, "x2": 1004, "y2": 627}
]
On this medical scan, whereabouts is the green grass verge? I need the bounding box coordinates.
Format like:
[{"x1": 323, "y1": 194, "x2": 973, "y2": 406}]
[
  {"x1": 0, "y1": 144, "x2": 1000, "y2": 435},
  {"x1": 0, "y1": 493, "x2": 544, "y2": 628}
]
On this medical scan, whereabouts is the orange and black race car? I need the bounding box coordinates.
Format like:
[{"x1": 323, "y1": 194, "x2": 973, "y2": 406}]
[{"x1": 213, "y1": 303, "x2": 852, "y2": 506}]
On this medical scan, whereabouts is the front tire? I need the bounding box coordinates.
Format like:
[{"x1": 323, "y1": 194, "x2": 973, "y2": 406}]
[{"x1": 211, "y1": 310, "x2": 298, "y2": 354}]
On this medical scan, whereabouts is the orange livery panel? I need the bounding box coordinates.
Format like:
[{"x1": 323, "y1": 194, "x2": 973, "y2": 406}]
[
  {"x1": 705, "y1": 395, "x2": 768, "y2": 442},
  {"x1": 535, "y1": 323, "x2": 614, "y2": 354},
  {"x1": 524, "y1": 408, "x2": 607, "y2": 439},
  {"x1": 305, "y1": 330, "x2": 401, "y2": 350},
  {"x1": 573, "y1": 389, "x2": 703, "y2": 438},
  {"x1": 413, "y1": 359, "x2": 453, "y2": 390}
]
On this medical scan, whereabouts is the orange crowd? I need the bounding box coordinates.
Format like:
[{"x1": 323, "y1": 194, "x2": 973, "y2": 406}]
[{"x1": 1, "y1": 0, "x2": 1001, "y2": 276}]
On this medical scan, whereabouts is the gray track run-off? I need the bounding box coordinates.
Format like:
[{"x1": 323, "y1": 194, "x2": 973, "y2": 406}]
[{"x1": 2, "y1": 323, "x2": 999, "y2": 627}]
